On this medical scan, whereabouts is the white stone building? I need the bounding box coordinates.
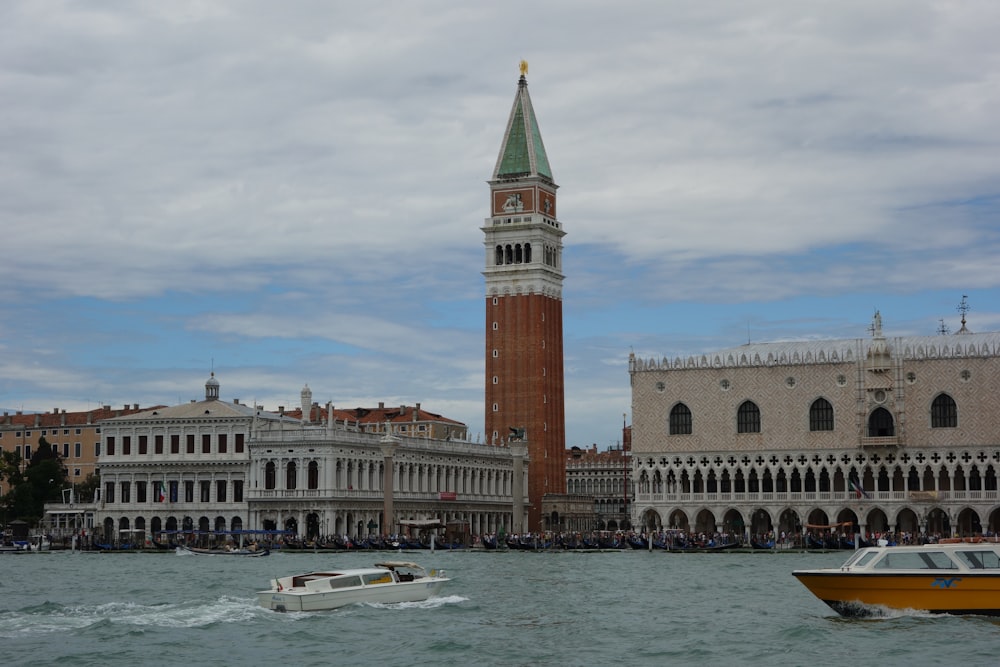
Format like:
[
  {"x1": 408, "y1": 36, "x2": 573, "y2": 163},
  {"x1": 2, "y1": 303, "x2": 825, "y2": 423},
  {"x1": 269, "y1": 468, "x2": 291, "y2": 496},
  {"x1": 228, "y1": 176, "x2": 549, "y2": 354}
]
[
  {"x1": 247, "y1": 414, "x2": 526, "y2": 539},
  {"x1": 94, "y1": 375, "x2": 525, "y2": 543},
  {"x1": 95, "y1": 374, "x2": 287, "y2": 540},
  {"x1": 629, "y1": 313, "x2": 1000, "y2": 540}
]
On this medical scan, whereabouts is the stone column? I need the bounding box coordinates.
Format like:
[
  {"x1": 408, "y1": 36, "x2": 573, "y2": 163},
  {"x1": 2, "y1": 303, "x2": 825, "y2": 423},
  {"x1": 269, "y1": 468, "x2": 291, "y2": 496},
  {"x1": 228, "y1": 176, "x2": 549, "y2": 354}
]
[
  {"x1": 379, "y1": 427, "x2": 400, "y2": 537},
  {"x1": 510, "y1": 442, "x2": 528, "y2": 535}
]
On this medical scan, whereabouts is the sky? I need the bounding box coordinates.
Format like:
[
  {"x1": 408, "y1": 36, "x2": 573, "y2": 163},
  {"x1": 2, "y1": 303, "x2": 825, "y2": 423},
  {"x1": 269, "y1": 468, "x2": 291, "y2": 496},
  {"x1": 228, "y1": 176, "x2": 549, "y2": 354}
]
[{"x1": 2, "y1": 1, "x2": 998, "y2": 450}]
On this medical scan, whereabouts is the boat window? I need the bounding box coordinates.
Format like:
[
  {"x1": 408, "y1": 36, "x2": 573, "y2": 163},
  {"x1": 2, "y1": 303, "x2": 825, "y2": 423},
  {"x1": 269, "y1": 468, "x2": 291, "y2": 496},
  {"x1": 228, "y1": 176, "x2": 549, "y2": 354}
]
[
  {"x1": 843, "y1": 549, "x2": 878, "y2": 568},
  {"x1": 328, "y1": 575, "x2": 364, "y2": 590},
  {"x1": 955, "y1": 550, "x2": 1000, "y2": 569},
  {"x1": 852, "y1": 551, "x2": 880, "y2": 568},
  {"x1": 362, "y1": 572, "x2": 394, "y2": 586},
  {"x1": 873, "y1": 551, "x2": 958, "y2": 570}
]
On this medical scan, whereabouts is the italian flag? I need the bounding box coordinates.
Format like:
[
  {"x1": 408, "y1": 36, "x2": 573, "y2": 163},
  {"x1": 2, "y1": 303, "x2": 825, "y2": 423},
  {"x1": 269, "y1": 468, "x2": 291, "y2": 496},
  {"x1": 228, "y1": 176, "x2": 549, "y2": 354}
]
[{"x1": 157, "y1": 482, "x2": 166, "y2": 502}]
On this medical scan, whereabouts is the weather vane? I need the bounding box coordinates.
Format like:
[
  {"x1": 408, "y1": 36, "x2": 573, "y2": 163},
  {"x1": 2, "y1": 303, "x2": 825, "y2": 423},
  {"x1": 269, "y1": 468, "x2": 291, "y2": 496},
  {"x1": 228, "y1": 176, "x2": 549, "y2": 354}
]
[{"x1": 519, "y1": 60, "x2": 528, "y2": 76}]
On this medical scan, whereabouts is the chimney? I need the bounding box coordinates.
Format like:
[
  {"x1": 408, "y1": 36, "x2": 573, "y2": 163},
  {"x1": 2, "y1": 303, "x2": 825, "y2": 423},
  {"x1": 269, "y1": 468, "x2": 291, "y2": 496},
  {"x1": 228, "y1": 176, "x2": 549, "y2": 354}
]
[
  {"x1": 133, "y1": 403, "x2": 138, "y2": 410},
  {"x1": 378, "y1": 402, "x2": 384, "y2": 409}
]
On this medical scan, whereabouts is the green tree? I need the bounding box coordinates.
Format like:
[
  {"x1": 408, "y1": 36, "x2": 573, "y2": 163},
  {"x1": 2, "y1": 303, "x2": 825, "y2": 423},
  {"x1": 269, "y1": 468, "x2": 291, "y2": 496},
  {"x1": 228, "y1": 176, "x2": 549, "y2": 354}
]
[
  {"x1": 0, "y1": 449, "x2": 25, "y2": 529},
  {"x1": 1, "y1": 436, "x2": 68, "y2": 527},
  {"x1": 75, "y1": 473, "x2": 100, "y2": 503}
]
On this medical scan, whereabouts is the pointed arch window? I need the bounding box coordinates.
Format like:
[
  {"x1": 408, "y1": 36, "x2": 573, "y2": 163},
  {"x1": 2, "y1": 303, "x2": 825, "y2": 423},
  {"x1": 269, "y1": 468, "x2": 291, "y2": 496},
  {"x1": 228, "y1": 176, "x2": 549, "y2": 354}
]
[
  {"x1": 868, "y1": 407, "x2": 895, "y2": 437},
  {"x1": 931, "y1": 393, "x2": 957, "y2": 428},
  {"x1": 809, "y1": 398, "x2": 834, "y2": 431},
  {"x1": 669, "y1": 403, "x2": 692, "y2": 435},
  {"x1": 737, "y1": 400, "x2": 761, "y2": 433}
]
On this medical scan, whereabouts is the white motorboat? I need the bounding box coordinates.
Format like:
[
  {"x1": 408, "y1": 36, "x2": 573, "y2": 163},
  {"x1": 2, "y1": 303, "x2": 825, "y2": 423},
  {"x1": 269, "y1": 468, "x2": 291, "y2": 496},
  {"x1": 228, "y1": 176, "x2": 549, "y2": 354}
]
[{"x1": 257, "y1": 561, "x2": 450, "y2": 612}]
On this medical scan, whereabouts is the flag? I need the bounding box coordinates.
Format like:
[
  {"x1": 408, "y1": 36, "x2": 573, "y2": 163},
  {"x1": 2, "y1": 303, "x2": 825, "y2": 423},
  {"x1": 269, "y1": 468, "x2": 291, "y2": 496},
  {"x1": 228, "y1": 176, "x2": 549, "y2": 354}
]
[
  {"x1": 849, "y1": 477, "x2": 870, "y2": 499},
  {"x1": 157, "y1": 482, "x2": 166, "y2": 502}
]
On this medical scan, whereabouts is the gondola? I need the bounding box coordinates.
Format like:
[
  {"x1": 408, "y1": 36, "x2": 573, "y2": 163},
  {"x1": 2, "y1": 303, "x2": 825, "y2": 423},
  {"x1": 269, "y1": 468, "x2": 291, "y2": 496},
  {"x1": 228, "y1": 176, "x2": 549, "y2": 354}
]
[{"x1": 177, "y1": 544, "x2": 270, "y2": 557}]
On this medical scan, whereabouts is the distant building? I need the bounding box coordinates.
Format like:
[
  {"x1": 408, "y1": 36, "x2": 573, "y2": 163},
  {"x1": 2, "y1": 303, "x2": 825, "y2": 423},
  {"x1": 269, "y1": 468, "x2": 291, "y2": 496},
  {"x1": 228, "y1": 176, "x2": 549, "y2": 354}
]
[
  {"x1": 483, "y1": 66, "x2": 567, "y2": 532},
  {"x1": 289, "y1": 388, "x2": 468, "y2": 441},
  {"x1": 565, "y1": 441, "x2": 633, "y2": 532},
  {"x1": 95, "y1": 374, "x2": 274, "y2": 539},
  {"x1": 0, "y1": 403, "x2": 154, "y2": 494},
  {"x1": 248, "y1": 409, "x2": 523, "y2": 540},
  {"x1": 79, "y1": 375, "x2": 524, "y2": 543},
  {"x1": 629, "y1": 311, "x2": 1000, "y2": 539}
]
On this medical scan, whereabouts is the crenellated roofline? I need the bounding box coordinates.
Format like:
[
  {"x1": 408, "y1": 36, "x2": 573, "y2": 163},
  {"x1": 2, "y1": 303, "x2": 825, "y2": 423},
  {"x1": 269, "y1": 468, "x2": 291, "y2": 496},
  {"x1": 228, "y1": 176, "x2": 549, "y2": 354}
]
[{"x1": 630, "y1": 332, "x2": 1000, "y2": 373}]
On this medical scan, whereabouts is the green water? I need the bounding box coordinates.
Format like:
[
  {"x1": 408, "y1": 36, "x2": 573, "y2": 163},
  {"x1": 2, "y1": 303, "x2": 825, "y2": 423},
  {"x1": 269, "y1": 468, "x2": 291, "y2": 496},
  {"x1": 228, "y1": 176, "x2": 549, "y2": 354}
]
[{"x1": 1, "y1": 549, "x2": 997, "y2": 666}]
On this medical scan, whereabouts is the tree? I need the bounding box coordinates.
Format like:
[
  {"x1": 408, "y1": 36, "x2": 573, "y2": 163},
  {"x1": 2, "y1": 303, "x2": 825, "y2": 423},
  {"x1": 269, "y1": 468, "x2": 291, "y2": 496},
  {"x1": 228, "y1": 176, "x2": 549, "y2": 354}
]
[
  {"x1": 0, "y1": 449, "x2": 25, "y2": 528},
  {"x1": 75, "y1": 473, "x2": 100, "y2": 504},
  {"x1": 0, "y1": 436, "x2": 68, "y2": 527}
]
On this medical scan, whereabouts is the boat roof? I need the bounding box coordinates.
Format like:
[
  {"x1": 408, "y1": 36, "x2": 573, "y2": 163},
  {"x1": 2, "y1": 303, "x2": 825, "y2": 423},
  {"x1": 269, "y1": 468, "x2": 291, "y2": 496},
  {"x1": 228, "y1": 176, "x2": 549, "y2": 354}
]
[{"x1": 374, "y1": 561, "x2": 424, "y2": 570}]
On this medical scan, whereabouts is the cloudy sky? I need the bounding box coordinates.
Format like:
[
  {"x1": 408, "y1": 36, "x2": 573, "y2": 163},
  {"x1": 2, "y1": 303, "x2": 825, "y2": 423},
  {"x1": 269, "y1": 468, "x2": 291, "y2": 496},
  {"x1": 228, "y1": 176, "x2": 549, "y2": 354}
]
[{"x1": 2, "y1": 1, "x2": 998, "y2": 449}]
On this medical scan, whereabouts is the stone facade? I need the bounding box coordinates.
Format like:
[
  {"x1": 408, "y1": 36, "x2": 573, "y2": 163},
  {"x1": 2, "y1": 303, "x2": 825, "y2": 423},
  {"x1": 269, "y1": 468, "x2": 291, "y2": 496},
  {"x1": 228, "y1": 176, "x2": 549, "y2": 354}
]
[
  {"x1": 629, "y1": 315, "x2": 1000, "y2": 539},
  {"x1": 0, "y1": 404, "x2": 153, "y2": 495},
  {"x1": 79, "y1": 375, "x2": 523, "y2": 543},
  {"x1": 248, "y1": 419, "x2": 525, "y2": 539},
  {"x1": 565, "y1": 444, "x2": 633, "y2": 531}
]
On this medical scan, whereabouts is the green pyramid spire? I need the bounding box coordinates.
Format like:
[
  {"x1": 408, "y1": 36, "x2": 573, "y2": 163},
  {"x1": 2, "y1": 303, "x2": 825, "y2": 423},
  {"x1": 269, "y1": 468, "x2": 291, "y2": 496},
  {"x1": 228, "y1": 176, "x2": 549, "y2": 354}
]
[{"x1": 493, "y1": 74, "x2": 553, "y2": 182}]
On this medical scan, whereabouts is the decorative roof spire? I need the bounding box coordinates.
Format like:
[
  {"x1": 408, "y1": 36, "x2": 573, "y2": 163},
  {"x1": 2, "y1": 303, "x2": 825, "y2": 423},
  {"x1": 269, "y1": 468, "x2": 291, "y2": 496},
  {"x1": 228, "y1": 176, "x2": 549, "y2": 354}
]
[
  {"x1": 492, "y1": 61, "x2": 553, "y2": 182},
  {"x1": 866, "y1": 310, "x2": 891, "y2": 369},
  {"x1": 205, "y1": 372, "x2": 220, "y2": 401},
  {"x1": 956, "y1": 295, "x2": 971, "y2": 334}
]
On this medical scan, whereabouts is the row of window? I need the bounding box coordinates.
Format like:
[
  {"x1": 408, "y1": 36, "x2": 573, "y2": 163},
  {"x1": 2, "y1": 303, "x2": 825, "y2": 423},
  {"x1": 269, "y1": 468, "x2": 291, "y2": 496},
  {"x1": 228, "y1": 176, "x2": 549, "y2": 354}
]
[
  {"x1": 0, "y1": 427, "x2": 92, "y2": 438},
  {"x1": 6, "y1": 443, "x2": 95, "y2": 461},
  {"x1": 668, "y1": 394, "x2": 959, "y2": 435},
  {"x1": 103, "y1": 479, "x2": 245, "y2": 504},
  {"x1": 105, "y1": 433, "x2": 246, "y2": 456}
]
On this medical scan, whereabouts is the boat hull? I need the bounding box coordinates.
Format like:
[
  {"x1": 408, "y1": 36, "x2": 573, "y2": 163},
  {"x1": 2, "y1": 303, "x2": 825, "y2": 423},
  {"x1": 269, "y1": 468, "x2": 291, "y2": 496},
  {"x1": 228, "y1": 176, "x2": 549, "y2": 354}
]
[
  {"x1": 258, "y1": 578, "x2": 449, "y2": 612},
  {"x1": 793, "y1": 571, "x2": 1000, "y2": 616}
]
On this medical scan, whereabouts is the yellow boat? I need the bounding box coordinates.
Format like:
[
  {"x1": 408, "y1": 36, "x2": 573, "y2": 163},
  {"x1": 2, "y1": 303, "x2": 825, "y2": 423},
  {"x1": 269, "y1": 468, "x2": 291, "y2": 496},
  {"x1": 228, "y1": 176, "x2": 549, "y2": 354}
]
[{"x1": 793, "y1": 541, "x2": 1000, "y2": 617}]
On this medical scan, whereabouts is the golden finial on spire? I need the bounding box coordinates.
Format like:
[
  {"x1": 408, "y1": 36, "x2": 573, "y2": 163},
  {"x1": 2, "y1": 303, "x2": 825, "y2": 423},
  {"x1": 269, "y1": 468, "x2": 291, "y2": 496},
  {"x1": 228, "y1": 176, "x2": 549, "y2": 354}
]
[{"x1": 519, "y1": 60, "x2": 529, "y2": 76}]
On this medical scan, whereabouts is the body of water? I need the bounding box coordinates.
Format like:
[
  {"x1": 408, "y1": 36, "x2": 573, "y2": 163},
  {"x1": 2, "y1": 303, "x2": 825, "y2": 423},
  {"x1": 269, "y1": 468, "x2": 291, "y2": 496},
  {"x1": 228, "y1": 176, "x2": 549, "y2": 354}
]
[{"x1": 1, "y1": 548, "x2": 997, "y2": 666}]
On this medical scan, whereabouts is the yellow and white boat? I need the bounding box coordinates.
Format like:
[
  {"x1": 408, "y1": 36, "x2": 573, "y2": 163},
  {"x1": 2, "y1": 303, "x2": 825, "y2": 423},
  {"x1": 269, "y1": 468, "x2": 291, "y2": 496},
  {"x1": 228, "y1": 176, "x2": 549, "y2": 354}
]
[{"x1": 793, "y1": 540, "x2": 1000, "y2": 617}]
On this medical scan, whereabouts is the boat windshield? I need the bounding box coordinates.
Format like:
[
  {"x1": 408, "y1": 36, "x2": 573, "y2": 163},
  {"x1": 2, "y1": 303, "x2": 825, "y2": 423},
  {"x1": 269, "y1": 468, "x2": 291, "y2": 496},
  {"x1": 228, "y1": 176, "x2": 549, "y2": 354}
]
[
  {"x1": 955, "y1": 550, "x2": 1000, "y2": 569},
  {"x1": 872, "y1": 550, "x2": 958, "y2": 570},
  {"x1": 842, "y1": 549, "x2": 878, "y2": 568}
]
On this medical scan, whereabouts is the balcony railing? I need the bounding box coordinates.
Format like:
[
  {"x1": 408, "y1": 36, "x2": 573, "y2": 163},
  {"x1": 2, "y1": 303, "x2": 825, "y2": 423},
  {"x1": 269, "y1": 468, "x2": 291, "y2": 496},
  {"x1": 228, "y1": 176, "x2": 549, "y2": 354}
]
[{"x1": 633, "y1": 489, "x2": 998, "y2": 504}]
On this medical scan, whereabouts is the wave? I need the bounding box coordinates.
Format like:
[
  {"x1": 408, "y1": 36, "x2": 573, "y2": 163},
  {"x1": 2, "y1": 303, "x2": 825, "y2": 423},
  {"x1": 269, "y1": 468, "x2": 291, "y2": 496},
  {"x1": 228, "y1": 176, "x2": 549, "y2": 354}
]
[
  {"x1": 361, "y1": 594, "x2": 468, "y2": 610},
  {"x1": 0, "y1": 596, "x2": 265, "y2": 639}
]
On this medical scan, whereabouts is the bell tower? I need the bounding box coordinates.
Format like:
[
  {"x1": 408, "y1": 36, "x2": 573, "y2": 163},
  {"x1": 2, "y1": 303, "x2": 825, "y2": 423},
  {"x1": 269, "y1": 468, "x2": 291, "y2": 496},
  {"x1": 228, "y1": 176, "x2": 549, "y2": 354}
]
[{"x1": 482, "y1": 62, "x2": 566, "y2": 531}]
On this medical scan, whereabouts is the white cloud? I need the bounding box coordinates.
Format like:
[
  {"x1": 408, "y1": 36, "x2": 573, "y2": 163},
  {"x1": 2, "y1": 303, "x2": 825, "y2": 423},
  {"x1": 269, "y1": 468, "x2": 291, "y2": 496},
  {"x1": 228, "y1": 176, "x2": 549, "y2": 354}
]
[{"x1": 1, "y1": 1, "x2": 998, "y2": 446}]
